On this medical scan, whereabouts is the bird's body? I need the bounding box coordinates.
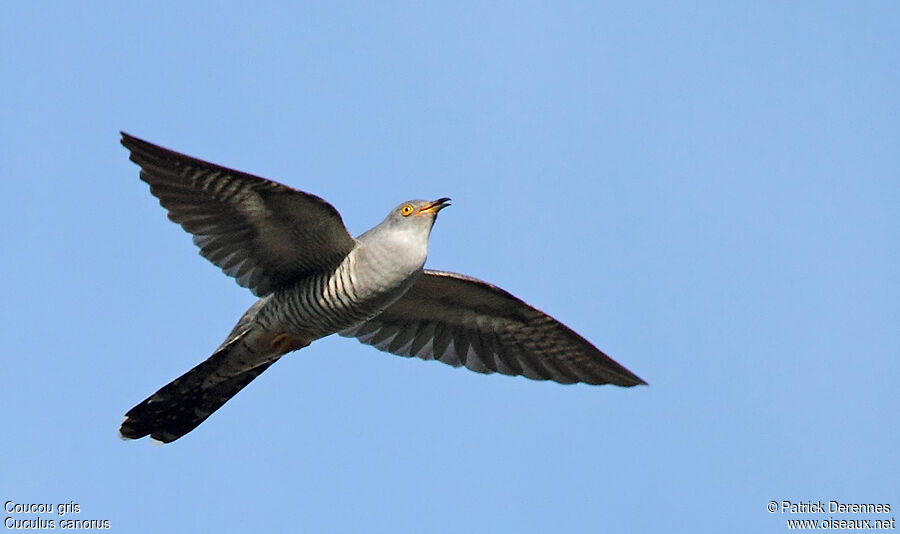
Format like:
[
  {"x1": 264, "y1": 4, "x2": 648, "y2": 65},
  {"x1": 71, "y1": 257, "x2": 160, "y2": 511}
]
[
  {"x1": 259, "y1": 210, "x2": 433, "y2": 348},
  {"x1": 119, "y1": 133, "x2": 645, "y2": 443}
]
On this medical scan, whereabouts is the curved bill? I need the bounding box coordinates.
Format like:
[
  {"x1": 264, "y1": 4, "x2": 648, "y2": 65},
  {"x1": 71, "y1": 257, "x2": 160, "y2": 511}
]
[{"x1": 416, "y1": 197, "x2": 451, "y2": 215}]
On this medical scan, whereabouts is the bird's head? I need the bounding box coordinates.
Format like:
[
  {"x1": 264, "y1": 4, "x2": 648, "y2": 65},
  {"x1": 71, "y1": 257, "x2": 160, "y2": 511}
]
[
  {"x1": 389, "y1": 197, "x2": 450, "y2": 224},
  {"x1": 384, "y1": 197, "x2": 451, "y2": 232},
  {"x1": 357, "y1": 198, "x2": 451, "y2": 266}
]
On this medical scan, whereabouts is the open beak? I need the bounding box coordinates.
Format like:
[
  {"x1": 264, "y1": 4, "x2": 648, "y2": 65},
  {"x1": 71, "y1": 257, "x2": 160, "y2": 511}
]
[{"x1": 416, "y1": 197, "x2": 451, "y2": 216}]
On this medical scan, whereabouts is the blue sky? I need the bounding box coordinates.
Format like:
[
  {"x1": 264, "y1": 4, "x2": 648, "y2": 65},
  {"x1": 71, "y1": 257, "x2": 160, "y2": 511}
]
[{"x1": 2, "y1": 2, "x2": 897, "y2": 532}]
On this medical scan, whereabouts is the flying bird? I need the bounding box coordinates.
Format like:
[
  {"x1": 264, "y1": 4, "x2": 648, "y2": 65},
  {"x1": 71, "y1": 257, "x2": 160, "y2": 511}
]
[{"x1": 119, "y1": 133, "x2": 646, "y2": 443}]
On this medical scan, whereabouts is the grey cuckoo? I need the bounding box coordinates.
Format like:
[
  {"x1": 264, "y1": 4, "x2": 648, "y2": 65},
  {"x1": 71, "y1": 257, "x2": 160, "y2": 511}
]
[{"x1": 119, "y1": 133, "x2": 646, "y2": 443}]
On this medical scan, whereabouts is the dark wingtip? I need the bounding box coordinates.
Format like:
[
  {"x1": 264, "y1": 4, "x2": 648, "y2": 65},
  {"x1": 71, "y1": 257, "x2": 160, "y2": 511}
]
[
  {"x1": 120, "y1": 130, "x2": 134, "y2": 145},
  {"x1": 616, "y1": 368, "x2": 648, "y2": 387},
  {"x1": 119, "y1": 132, "x2": 148, "y2": 159},
  {"x1": 119, "y1": 131, "x2": 147, "y2": 152}
]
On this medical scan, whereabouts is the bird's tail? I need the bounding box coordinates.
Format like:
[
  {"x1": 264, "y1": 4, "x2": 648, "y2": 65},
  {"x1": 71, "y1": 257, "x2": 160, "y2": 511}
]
[{"x1": 119, "y1": 331, "x2": 280, "y2": 443}]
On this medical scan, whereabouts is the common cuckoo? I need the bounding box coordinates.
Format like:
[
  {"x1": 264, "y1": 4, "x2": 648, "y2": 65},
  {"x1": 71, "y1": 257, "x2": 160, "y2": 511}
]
[{"x1": 119, "y1": 133, "x2": 646, "y2": 443}]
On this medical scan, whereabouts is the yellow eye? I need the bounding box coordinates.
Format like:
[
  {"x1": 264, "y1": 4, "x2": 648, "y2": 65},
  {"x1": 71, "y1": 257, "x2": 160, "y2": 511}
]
[{"x1": 400, "y1": 204, "x2": 414, "y2": 217}]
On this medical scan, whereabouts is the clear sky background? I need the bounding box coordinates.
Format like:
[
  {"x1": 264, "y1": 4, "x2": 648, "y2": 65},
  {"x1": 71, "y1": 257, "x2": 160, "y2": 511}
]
[{"x1": 1, "y1": 3, "x2": 897, "y2": 533}]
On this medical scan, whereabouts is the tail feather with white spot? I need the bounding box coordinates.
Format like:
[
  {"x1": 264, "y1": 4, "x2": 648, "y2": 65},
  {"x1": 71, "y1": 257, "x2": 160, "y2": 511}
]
[{"x1": 119, "y1": 332, "x2": 280, "y2": 443}]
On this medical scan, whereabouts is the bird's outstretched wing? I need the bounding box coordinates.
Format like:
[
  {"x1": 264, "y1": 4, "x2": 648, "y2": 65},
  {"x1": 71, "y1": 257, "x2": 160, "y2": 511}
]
[
  {"x1": 121, "y1": 133, "x2": 356, "y2": 296},
  {"x1": 340, "y1": 270, "x2": 646, "y2": 386}
]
